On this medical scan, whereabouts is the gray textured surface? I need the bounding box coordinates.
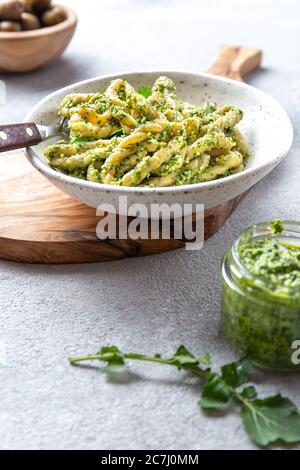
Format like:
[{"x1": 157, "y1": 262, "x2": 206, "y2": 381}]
[{"x1": 0, "y1": 0, "x2": 300, "y2": 450}]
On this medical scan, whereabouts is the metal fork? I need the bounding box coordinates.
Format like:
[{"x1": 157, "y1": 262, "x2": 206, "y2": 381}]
[{"x1": 0, "y1": 118, "x2": 69, "y2": 153}]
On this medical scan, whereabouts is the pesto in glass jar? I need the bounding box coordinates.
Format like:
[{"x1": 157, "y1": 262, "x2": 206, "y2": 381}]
[{"x1": 221, "y1": 220, "x2": 300, "y2": 370}]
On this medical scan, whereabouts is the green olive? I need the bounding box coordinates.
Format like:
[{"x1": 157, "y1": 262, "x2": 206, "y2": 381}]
[
  {"x1": 21, "y1": 11, "x2": 40, "y2": 29},
  {"x1": 0, "y1": 19, "x2": 22, "y2": 31},
  {"x1": 0, "y1": 1, "x2": 23, "y2": 21},
  {"x1": 41, "y1": 5, "x2": 66, "y2": 27}
]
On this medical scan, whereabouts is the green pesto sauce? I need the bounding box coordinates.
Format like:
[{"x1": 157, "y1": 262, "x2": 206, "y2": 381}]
[{"x1": 240, "y1": 238, "x2": 300, "y2": 292}]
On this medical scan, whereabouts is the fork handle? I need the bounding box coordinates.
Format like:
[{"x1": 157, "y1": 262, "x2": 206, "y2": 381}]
[{"x1": 0, "y1": 123, "x2": 42, "y2": 153}]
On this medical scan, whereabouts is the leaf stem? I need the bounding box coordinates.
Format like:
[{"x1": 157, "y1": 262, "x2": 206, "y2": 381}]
[
  {"x1": 69, "y1": 352, "x2": 207, "y2": 377},
  {"x1": 69, "y1": 354, "x2": 109, "y2": 363}
]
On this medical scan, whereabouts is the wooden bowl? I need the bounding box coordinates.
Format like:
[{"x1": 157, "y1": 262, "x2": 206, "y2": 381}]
[{"x1": 0, "y1": 5, "x2": 77, "y2": 73}]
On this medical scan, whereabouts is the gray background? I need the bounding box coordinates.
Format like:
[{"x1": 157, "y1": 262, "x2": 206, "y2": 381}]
[{"x1": 0, "y1": 0, "x2": 299, "y2": 450}]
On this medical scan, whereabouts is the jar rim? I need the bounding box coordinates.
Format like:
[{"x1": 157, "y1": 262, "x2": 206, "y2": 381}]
[{"x1": 231, "y1": 220, "x2": 300, "y2": 301}]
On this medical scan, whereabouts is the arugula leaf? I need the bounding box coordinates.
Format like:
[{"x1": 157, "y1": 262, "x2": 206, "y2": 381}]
[
  {"x1": 138, "y1": 86, "x2": 152, "y2": 98},
  {"x1": 169, "y1": 345, "x2": 199, "y2": 367},
  {"x1": 167, "y1": 345, "x2": 210, "y2": 374},
  {"x1": 240, "y1": 394, "x2": 300, "y2": 447},
  {"x1": 200, "y1": 358, "x2": 251, "y2": 410},
  {"x1": 199, "y1": 352, "x2": 211, "y2": 367},
  {"x1": 240, "y1": 385, "x2": 257, "y2": 400},
  {"x1": 199, "y1": 373, "x2": 231, "y2": 410},
  {"x1": 221, "y1": 358, "x2": 251, "y2": 388},
  {"x1": 69, "y1": 345, "x2": 300, "y2": 448},
  {"x1": 97, "y1": 345, "x2": 125, "y2": 373}
]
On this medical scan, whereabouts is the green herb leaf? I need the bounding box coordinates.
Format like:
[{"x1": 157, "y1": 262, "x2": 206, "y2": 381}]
[
  {"x1": 199, "y1": 373, "x2": 231, "y2": 410},
  {"x1": 138, "y1": 86, "x2": 152, "y2": 98},
  {"x1": 240, "y1": 385, "x2": 257, "y2": 400},
  {"x1": 199, "y1": 352, "x2": 211, "y2": 367},
  {"x1": 202, "y1": 102, "x2": 216, "y2": 114},
  {"x1": 240, "y1": 394, "x2": 300, "y2": 446},
  {"x1": 164, "y1": 345, "x2": 201, "y2": 374},
  {"x1": 98, "y1": 345, "x2": 125, "y2": 373},
  {"x1": 109, "y1": 128, "x2": 124, "y2": 139},
  {"x1": 221, "y1": 358, "x2": 251, "y2": 388},
  {"x1": 199, "y1": 358, "x2": 251, "y2": 410},
  {"x1": 269, "y1": 219, "x2": 284, "y2": 235},
  {"x1": 69, "y1": 345, "x2": 300, "y2": 448},
  {"x1": 170, "y1": 345, "x2": 199, "y2": 366}
]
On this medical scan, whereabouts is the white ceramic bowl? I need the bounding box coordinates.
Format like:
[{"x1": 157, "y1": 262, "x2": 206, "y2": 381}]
[{"x1": 25, "y1": 71, "x2": 293, "y2": 215}]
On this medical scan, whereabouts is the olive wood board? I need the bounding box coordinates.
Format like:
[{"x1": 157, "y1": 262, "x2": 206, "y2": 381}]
[{"x1": 0, "y1": 45, "x2": 262, "y2": 264}]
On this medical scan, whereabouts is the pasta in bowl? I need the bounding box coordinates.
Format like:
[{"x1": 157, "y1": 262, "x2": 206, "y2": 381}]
[
  {"x1": 44, "y1": 76, "x2": 249, "y2": 188},
  {"x1": 25, "y1": 70, "x2": 293, "y2": 212}
]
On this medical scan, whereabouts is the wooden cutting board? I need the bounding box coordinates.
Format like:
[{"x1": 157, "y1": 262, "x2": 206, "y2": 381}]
[{"x1": 0, "y1": 45, "x2": 262, "y2": 264}]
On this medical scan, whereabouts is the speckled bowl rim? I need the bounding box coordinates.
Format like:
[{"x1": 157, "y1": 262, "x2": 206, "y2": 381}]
[
  {"x1": 25, "y1": 70, "x2": 294, "y2": 194},
  {"x1": 0, "y1": 5, "x2": 77, "y2": 39}
]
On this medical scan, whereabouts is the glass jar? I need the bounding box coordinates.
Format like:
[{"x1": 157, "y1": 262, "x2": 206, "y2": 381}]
[{"x1": 221, "y1": 221, "x2": 300, "y2": 370}]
